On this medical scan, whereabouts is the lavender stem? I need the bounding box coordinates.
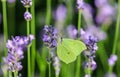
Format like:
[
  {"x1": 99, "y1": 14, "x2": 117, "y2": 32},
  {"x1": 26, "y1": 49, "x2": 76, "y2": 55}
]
[
  {"x1": 2, "y1": 0, "x2": 8, "y2": 56},
  {"x1": 30, "y1": 0, "x2": 36, "y2": 76},
  {"x1": 46, "y1": 0, "x2": 51, "y2": 25},
  {"x1": 108, "y1": 0, "x2": 120, "y2": 74},
  {"x1": 76, "y1": 10, "x2": 82, "y2": 77}
]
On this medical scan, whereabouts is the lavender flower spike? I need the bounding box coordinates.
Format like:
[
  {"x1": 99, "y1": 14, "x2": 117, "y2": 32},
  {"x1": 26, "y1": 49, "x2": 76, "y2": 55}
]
[
  {"x1": 85, "y1": 74, "x2": 91, "y2": 77},
  {"x1": 104, "y1": 72, "x2": 117, "y2": 77},
  {"x1": 108, "y1": 54, "x2": 118, "y2": 66},
  {"x1": 3, "y1": 35, "x2": 34, "y2": 72},
  {"x1": 77, "y1": 0, "x2": 84, "y2": 9},
  {"x1": 24, "y1": 11, "x2": 32, "y2": 21},
  {"x1": 7, "y1": 0, "x2": 16, "y2": 3},
  {"x1": 42, "y1": 25, "x2": 58, "y2": 48},
  {"x1": 53, "y1": 57, "x2": 61, "y2": 76},
  {"x1": 21, "y1": 0, "x2": 32, "y2": 8}
]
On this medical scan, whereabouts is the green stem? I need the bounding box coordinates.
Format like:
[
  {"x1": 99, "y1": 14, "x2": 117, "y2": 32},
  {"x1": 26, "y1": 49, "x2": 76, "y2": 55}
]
[
  {"x1": 26, "y1": 8, "x2": 31, "y2": 77},
  {"x1": 30, "y1": 0, "x2": 36, "y2": 76},
  {"x1": 76, "y1": 10, "x2": 82, "y2": 77},
  {"x1": 2, "y1": 0, "x2": 8, "y2": 56},
  {"x1": 77, "y1": 10, "x2": 82, "y2": 35},
  {"x1": 56, "y1": 75, "x2": 59, "y2": 77},
  {"x1": 76, "y1": 56, "x2": 81, "y2": 77},
  {"x1": 8, "y1": 71, "x2": 12, "y2": 77},
  {"x1": 8, "y1": 2, "x2": 16, "y2": 37},
  {"x1": 49, "y1": 63, "x2": 51, "y2": 77},
  {"x1": 27, "y1": 20, "x2": 31, "y2": 77},
  {"x1": 46, "y1": 0, "x2": 51, "y2": 25},
  {"x1": 3, "y1": 70, "x2": 7, "y2": 77},
  {"x1": 14, "y1": 71, "x2": 18, "y2": 77},
  {"x1": 48, "y1": 49, "x2": 51, "y2": 77},
  {"x1": 108, "y1": 0, "x2": 120, "y2": 74}
]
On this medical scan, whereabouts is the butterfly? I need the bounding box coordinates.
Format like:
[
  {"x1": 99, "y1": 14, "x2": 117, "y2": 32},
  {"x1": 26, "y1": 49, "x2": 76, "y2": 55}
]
[{"x1": 57, "y1": 38, "x2": 86, "y2": 64}]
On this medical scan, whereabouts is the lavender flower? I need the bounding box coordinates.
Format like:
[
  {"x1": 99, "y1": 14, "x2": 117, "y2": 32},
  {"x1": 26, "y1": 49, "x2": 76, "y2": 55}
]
[
  {"x1": 84, "y1": 59, "x2": 97, "y2": 71},
  {"x1": 67, "y1": 25, "x2": 78, "y2": 39},
  {"x1": 24, "y1": 11, "x2": 32, "y2": 21},
  {"x1": 85, "y1": 74, "x2": 91, "y2": 77},
  {"x1": 80, "y1": 28, "x2": 99, "y2": 55},
  {"x1": 3, "y1": 35, "x2": 34, "y2": 72},
  {"x1": 95, "y1": 0, "x2": 108, "y2": 8},
  {"x1": 80, "y1": 27, "x2": 98, "y2": 71},
  {"x1": 42, "y1": 25, "x2": 58, "y2": 48},
  {"x1": 21, "y1": 0, "x2": 32, "y2": 8},
  {"x1": 80, "y1": 26, "x2": 107, "y2": 41},
  {"x1": 77, "y1": 0, "x2": 84, "y2": 9},
  {"x1": 53, "y1": 57, "x2": 61, "y2": 76},
  {"x1": 104, "y1": 72, "x2": 117, "y2": 77},
  {"x1": 82, "y1": 3, "x2": 94, "y2": 25},
  {"x1": 54, "y1": 4, "x2": 67, "y2": 22},
  {"x1": 96, "y1": 4, "x2": 115, "y2": 25},
  {"x1": 108, "y1": 54, "x2": 118, "y2": 66},
  {"x1": 82, "y1": 35, "x2": 98, "y2": 58},
  {"x1": 7, "y1": 0, "x2": 16, "y2": 3}
]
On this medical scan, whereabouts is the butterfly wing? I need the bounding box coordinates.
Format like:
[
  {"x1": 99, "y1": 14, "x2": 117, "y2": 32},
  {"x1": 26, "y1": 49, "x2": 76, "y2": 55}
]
[
  {"x1": 57, "y1": 40, "x2": 76, "y2": 64},
  {"x1": 63, "y1": 39, "x2": 86, "y2": 56}
]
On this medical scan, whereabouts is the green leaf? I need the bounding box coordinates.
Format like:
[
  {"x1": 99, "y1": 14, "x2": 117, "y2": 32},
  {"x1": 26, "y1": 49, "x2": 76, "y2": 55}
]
[{"x1": 57, "y1": 38, "x2": 86, "y2": 64}]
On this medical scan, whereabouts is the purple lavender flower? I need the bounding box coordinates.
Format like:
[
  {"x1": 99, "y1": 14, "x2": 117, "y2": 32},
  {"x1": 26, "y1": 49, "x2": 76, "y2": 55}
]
[
  {"x1": 24, "y1": 11, "x2": 32, "y2": 21},
  {"x1": 67, "y1": 25, "x2": 78, "y2": 39},
  {"x1": 21, "y1": 0, "x2": 32, "y2": 8},
  {"x1": 77, "y1": 0, "x2": 84, "y2": 9},
  {"x1": 84, "y1": 59, "x2": 97, "y2": 71},
  {"x1": 3, "y1": 35, "x2": 34, "y2": 72},
  {"x1": 80, "y1": 28, "x2": 99, "y2": 55},
  {"x1": 80, "y1": 27, "x2": 98, "y2": 71},
  {"x1": 104, "y1": 72, "x2": 117, "y2": 77},
  {"x1": 7, "y1": 0, "x2": 16, "y2": 3},
  {"x1": 108, "y1": 54, "x2": 118, "y2": 66},
  {"x1": 53, "y1": 57, "x2": 61, "y2": 76},
  {"x1": 85, "y1": 74, "x2": 91, "y2": 77},
  {"x1": 95, "y1": 0, "x2": 108, "y2": 8},
  {"x1": 96, "y1": 4, "x2": 115, "y2": 25},
  {"x1": 54, "y1": 4, "x2": 67, "y2": 22},
  {"x1": 82, "y1": 35, "x2": 98, "y2": 57},
  {"x1": 82, "y1": 3, "x2": 94, "y2": 25},
  {"x1": 43, "y1": 25, "x2": 58, "y2": 48},
  {"x1": 80, "y1": 26, "x2": 107, "y2": 41}
]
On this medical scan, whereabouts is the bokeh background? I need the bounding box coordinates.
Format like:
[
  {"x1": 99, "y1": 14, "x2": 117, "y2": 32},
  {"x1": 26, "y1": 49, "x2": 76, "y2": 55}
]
[{"x1": 0, "y1": 0, "x2": 120, "y2": 77}]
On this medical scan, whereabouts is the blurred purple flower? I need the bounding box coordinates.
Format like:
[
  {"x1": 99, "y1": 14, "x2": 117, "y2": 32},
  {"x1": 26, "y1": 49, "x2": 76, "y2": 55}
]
[
  {"x1": 67, "y1": 25, "x2": 78, "y2": 39},
  {"x1": 96, "y1": 4, "x2": 115, "y2": 25},
  {"x1": 29, "y1": 34, "x2": 35, "y2": 42},
  {"x1": 81, "y1": 26, "x2": 107, "y2": 41},
  {"x1": 95, "y1": 0, "x2": 108, "y2": 8},
  {"x1": 54, "y1": 4, "x2": 67, "y2": 22},
  {"x1": 3, "y1": 35, "x2": 34, "y2": 72},
  {"x1": 82, "y1": 3, "x2": 94, "y2": 25},
  {"x1": 53, "y1": 57, "x2": 61, "y2": 76},
  {"x1": 104, "y1": 72, "x2": 117, "y2": 77},
  {"x1": 7, "y1": 0, "x2": 16, "y2": 3},
  {"x1": 77, "y1": 0, "x2": 84, "y2": 9},
  {"x1": 24, "y1": 11, "x2": 32, "y2": 21},
  {"x1": 42, "y1": 25, "x2": 58, "y2": 48},
  {"x1": 21, "y1": 0, "x2": 32, "y2": 8},
  {"x1": 85, "y1": 74, "x2": 91, "y2": 77},
  {"x1": 108, "y1": 54, "x2": 118, "y2": 66}
]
